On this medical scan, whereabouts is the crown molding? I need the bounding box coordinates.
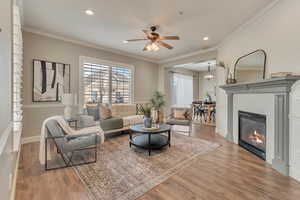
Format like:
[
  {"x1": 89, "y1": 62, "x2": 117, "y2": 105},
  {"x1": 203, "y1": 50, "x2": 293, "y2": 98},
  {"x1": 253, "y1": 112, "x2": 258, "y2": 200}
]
[
  {"x1": 22, "y1": 26, "x2": 219, "y2": 65},
  {"x1": 158, "y1": 47, "x2": 218, "y2": 65},
  {"x1": 218, "y1": 0, "x2": 281, "y2": 49},
  {"x1": 22, "y1": 26, "x2": 159, "y2": 64}
]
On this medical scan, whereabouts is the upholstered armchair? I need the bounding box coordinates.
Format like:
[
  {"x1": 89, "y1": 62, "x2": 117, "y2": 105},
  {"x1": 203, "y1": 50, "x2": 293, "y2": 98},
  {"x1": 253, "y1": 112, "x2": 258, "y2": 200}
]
[
  {"x1": 44, "y1": 119, "x2": 100, "y2": 170},
  {"x1": 166, "y1": 107, "x2": 193, "y2": 133}
]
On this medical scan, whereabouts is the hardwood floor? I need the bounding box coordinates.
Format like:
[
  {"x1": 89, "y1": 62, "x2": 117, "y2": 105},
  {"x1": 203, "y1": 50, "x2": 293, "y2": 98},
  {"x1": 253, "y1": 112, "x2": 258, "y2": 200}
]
[{"x1": 16, "y1": 124, "x2": 300, "y2": 200}]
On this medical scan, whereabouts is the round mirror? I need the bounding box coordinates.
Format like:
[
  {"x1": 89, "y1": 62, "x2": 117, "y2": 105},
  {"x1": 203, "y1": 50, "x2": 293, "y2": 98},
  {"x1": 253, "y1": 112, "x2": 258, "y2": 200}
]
[{"x1": 234, "y1": 50, "x2": 266, "y2": 83}]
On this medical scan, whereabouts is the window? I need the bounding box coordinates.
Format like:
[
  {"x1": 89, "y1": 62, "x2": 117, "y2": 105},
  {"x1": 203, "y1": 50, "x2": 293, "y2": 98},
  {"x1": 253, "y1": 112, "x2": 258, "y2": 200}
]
[
  {"x1": 171, "y1": 73, "x2": 193, "y2": 107},
  {"x1": 83, "y1": 63, "x2": 110, "y2": 104},
  {"x1": 111, "y1": 66, "x2": 132, "y2": 104},
  {"x1": 80, "y1": 57, "x2": 134, "y2": 105},
  {"x1": 13, "y1": 5, "x2": 23, "y2": 151}
]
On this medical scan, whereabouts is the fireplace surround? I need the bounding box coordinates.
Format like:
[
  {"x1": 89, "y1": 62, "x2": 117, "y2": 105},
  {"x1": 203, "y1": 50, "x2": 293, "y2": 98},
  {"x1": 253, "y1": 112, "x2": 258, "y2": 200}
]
[
  {"x1": 220, "y1": 76, "x2": 300, "y2": 176},
  {"x1": 238, "y1": 111, "x2": 266, "y2": 160}
]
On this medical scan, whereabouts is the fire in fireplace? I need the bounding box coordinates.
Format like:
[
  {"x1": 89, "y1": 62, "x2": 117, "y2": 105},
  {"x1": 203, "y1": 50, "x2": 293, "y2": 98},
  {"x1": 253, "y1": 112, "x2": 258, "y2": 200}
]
[{"x1": 238, "y1": 111, "x2": 266, "y2": 160}]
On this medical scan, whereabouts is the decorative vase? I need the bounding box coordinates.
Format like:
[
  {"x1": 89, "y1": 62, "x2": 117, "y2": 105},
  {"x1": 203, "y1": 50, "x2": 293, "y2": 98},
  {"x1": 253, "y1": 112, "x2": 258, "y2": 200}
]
[{"x1": 144, "y1": 117, "x2": 152, "y2": 128}]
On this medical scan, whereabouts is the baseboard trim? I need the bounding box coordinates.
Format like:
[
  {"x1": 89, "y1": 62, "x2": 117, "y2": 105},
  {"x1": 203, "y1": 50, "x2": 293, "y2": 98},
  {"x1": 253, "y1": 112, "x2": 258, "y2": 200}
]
[{"x1": 21, "y1": 136, "x2": 40, "y2": 144}]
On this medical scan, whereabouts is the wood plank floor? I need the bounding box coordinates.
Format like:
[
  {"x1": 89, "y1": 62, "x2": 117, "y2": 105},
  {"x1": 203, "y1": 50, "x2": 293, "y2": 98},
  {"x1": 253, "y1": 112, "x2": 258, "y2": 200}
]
[{"x1": 16, "y1": 124, "x2": 300, "y2": 200}]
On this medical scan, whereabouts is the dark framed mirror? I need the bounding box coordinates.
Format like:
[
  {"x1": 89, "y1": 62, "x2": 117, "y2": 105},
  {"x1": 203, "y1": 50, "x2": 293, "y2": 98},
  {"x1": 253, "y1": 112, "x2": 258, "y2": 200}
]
[{"x1": 234, "y1": 49, "x2": 267, "y2": 83}]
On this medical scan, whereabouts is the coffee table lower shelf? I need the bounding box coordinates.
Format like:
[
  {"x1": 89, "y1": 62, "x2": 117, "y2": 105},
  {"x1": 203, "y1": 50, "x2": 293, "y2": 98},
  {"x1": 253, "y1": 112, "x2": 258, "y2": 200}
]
[{"x1": 130, "y1": 135, "x2": 170, "y2": 155}]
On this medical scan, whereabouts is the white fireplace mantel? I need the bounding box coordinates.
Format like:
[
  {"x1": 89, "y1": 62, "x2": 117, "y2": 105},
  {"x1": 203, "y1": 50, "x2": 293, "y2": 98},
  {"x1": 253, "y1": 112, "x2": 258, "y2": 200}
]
[{"x1": 220, "y1": 76, "x2": 300, "y2": 176}]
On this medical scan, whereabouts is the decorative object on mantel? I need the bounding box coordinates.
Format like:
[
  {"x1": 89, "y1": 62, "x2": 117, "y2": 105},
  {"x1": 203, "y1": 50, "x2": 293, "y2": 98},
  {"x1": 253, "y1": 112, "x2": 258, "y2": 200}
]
[
  {"x1": 33, "y1": 59, "x2": 70, "y2": 102},
  {"x1": 234, "y1": 49, "x2": 267, "y2": 83},
  {"x1": 218, "y1": 61, "x2": 226, "y2": 68},
  {"x1": 62, "y1": 93, "x2": 75, "y2": 120},
  {"x1": 226, "y1": 72, "x2": 237, "y2": 84},
  {"x1": 217, "y1": 61, "x2": 234, "y2": 84},
  {"x1": 140, "y1": 104, "x2": 153, "y2": 128},
  {"x1": 270, "y1": 72, "x2": 293, "y2": 78}
]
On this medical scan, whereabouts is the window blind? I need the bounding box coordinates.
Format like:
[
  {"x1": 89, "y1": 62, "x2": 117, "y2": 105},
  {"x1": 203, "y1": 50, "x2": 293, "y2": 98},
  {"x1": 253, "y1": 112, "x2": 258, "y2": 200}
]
[
  {"x1": 83, "y1": 63, "x2": 110, "y2": 104},
  {"x1": 13, "y1": 5, "x2": 23, "y2": 151},
  {"x1": 82, "y1": 61, "x2": 133, "y2": 105},
  {"x1": 111, "y1": 66, "x2": 132, "y2": 104}
]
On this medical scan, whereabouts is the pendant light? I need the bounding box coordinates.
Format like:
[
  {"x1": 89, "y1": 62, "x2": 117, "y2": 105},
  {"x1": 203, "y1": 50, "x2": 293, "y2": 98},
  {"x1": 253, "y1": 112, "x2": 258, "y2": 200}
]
[{"x1": 204, "y1": 63, "x2": 214, "y2": 80}]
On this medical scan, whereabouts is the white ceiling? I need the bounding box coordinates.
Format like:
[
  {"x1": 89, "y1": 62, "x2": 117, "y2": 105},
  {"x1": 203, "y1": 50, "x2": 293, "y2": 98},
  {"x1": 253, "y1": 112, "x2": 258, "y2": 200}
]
[{"x1": 23, "y1": 0, "x2": 274, "y2": 62}]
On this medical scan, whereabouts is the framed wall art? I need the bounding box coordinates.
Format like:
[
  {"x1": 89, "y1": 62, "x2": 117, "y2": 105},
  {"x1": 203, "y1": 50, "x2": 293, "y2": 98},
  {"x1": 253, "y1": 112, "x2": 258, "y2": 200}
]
[{"x1": 33, "y1": 59, "x2": 70, "y2": 102}]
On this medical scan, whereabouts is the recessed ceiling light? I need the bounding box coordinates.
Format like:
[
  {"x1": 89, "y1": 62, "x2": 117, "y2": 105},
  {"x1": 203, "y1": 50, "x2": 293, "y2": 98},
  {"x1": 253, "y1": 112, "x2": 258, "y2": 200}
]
[
  {"x1": 123, "y1": 40, "x2": 129, "y2": 44},
  {"x1": 85, "y1": 9, "x2": 94, "y2": 16},
  {"x1": 203, "y1": 37, "x2": 209, "y2": 41}
]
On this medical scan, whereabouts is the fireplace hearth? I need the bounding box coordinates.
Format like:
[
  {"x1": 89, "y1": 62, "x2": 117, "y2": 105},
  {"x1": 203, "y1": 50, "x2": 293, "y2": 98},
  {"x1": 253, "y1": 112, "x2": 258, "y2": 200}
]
[{"x1": 239, "y1": 111, "x2": 266, "y2": 160}]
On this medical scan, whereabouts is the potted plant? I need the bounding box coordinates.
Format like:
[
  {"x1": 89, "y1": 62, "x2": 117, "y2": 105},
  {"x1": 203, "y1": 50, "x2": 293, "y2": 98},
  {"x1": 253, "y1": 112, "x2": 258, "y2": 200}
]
[
  {"x1": 140, "y1": 104, "x2": 153, "y2": 128},
  {"x1": 150, "y1": 91, "x2": 166, "y2": 123},
  {"x1": 205, "y1": 92, "x2": 212, "y2": 103}
]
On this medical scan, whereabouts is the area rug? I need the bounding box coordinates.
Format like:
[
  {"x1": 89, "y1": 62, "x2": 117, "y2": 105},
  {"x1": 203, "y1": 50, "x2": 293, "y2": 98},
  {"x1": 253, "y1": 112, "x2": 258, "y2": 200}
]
[{"x1": 74, "y1": 133, "x2": 220, "y2": 200}]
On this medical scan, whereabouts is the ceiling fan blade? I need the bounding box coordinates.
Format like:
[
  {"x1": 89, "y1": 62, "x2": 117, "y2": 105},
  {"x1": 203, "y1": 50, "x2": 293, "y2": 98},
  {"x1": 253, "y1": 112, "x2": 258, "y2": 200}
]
[
  {"x1": 142, "y1": 30, "x2": 152, "y2": 37},
  {"x1": 157, "y1": 41, "x2": 173, "y2": 49},
  {"x1": 125, "y1": 39, "x2": 148, "y2": 42},
  {"x1": 159, "y1": 35, "x2": 180, "y2": 40}
]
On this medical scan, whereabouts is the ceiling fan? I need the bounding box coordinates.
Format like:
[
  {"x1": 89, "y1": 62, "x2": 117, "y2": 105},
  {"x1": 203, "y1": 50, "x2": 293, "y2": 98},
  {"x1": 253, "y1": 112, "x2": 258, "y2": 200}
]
[{"x1": 124, "y1": 26, "x2": 180, "y2": 51}]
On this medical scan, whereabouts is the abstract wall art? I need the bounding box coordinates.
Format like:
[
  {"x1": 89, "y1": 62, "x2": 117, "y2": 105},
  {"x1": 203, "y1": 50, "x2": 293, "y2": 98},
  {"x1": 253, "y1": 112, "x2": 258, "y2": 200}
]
[{"x1": 33, "y1": 59, "x2": 70, "y2": 102}]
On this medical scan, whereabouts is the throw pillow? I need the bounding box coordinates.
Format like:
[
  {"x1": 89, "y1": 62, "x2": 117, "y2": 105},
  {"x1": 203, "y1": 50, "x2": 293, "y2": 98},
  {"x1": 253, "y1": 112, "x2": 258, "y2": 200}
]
[
  {"x1": 86, "y1": 105, "x2": 100, "y2": 121},
  {"x1": 174, "y1": 109, "x2": 187, "y2": 120},
  {"x1": 99, "y1": 104, "x2": 112, "y2": 120}
]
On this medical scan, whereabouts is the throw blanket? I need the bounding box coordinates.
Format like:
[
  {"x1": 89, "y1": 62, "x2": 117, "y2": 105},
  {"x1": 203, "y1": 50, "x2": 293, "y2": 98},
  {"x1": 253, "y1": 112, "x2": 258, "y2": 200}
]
[{"x1": 39, "y1": 116, "x2": 105, "y2": 165}]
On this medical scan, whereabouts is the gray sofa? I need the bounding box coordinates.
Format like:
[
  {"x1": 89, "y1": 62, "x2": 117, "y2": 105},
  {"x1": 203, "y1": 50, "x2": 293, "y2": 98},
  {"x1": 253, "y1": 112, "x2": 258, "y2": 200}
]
[{"x1": 80, "y1": 104, "x2": 144, "y2": 135}]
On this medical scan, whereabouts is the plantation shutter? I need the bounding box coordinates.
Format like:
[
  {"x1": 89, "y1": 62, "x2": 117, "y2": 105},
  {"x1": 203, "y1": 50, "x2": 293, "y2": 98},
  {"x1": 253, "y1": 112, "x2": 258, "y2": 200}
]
[
  {"x1": 81, "y1": 59, "x2": 133, "y2": 105},
  {"x1": 13, "y1": 5, "x2": 23, "y2": 151},
  {"x1": 111, "y1": 66, "x2": 132, "y2": 104},
  {"x1": 83, "y1": 63, "x2": 110, "y2": 104}
]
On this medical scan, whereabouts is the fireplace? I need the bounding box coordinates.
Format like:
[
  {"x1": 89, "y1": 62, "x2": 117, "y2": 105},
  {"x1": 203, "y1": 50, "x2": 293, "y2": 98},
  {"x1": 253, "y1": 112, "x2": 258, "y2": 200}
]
[{"x1": 238, "y1": 111, "x2": 266, "y2": 160}]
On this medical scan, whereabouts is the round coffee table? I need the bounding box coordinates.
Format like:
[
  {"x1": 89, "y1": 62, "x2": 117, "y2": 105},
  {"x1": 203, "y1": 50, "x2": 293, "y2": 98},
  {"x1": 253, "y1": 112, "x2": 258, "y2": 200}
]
[{"x1": 129, "y1": 124, "x2": 171, "y2": 156}]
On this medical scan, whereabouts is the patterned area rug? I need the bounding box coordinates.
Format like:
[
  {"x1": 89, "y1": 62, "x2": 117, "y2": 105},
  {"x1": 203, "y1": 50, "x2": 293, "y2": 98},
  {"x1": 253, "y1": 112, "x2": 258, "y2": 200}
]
[{"x1": 74, "y1": 133, "x2": 220, "y2": 200}]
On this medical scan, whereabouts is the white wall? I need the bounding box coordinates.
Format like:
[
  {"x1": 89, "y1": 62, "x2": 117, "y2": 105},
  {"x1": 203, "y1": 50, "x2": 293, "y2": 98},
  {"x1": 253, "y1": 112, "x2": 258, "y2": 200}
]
[{"x1": 216, "y1": 0, "x2": 300, "y2": 136}]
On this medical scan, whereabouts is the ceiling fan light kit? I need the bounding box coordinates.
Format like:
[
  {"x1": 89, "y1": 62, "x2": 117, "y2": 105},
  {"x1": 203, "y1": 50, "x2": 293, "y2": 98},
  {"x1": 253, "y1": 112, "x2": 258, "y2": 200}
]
[
  {"x1": 125, "y1": 26, "x2": 180, "y2": 52},
  {"x1": 146, "y1": 42, "x2": 159, "y2": 51}
]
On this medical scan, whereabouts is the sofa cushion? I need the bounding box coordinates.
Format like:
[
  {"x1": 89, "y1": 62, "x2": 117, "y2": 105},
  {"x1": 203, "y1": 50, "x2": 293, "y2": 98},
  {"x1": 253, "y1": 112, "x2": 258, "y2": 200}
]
[
  {"x1": 99, "y1": 104, "x2": 112, "y2": 120},
  {"x1": 111, "y1": 104, "x2": 136, "y2": 117},
  {"x1": 100, "y1": 117, "x2": 123, "y2": 131},
  {"x1": 174, "y1": 109, "x2": 187, "y2": 120},
  {"x1": 86, "y1": 105, "x2": 100, "y2": 121},
  {"x1": 62, "y1": 134, "x2": 100, "y2": 152},
  {"x1": 123, "y1": 115, "x2": 144, "y2": 127}
]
